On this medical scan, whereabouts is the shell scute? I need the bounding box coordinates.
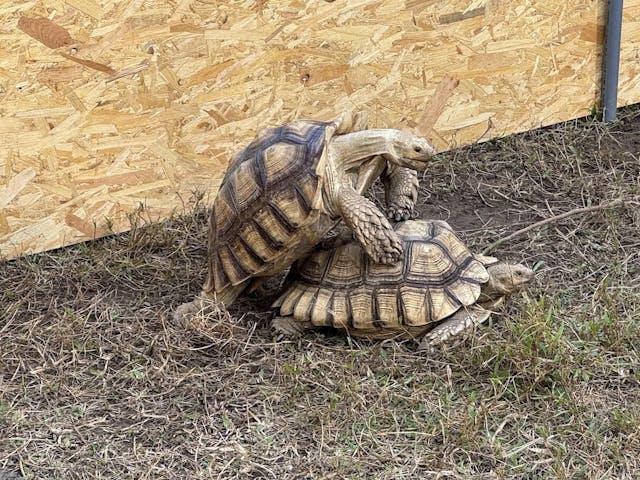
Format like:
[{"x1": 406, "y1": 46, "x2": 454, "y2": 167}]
[
  {"x1": 424, "y1": 286, "x2": 460, "y2": 322},
  {"x1": 226, "y1": 235, "x2": 266, "y2": 275},
  {"x1": 262, "y1": 142, "x2": 307, "y2": 187},
  {"x1": 278, "y1": 285, "x2": 306, "y2": 316},
  {"x1": 269, "y1": 185, "x2": 309, "y2": 230},
  {"x1": 373, "y1": 287, "x2": 400, "y2": 328},
  {"x1": 310, "y1": 289, "x2": 333, "y2": 326},
  {"x1": 213, "y1": 186, "x2": 239, "y2": 238},
  {"x1": 323, "y1": 243, "x2": 364, "y2": 286},
  {"x1": 330, "y1": 292, "x2": 350, "y2": 329},
  {"x1": 238, "y1": 221, "x2": 277, "y2": 263},
  {"x1": 252, "y1": 205, "x2": 292, "y2": 247},
  {"x1": 398, "y1": 285, "x2": 431, "y2": 326},
  {"x1": 293, "y1": 286, "x2": 317, "y2": 320},
  {"x1": 295, "y1": 249, "x2": 331, "y2": 284},
  {"x1": 207, "y1": 120, "x2": 332, "y2": 292},
  {"x1": 218, "y1": 245, "x2": 249, "y2": 285},
  {"x1": 365, "y1": 250, "x2": 404, "y2": 285},
  {"x1": 349, "y1": 286, "x2": 375, "y2": 330},
  {"x1": 229, "y1": 160, "x2": 263, "y2": 211}
]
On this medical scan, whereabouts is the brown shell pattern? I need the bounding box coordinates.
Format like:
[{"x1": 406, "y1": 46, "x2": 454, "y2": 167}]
[
  {"x1": 208, "y1": 120, "x2": 331, "y2": 290},
  {"x1": 275, "y1": 220, "x2": 490, "y2": 331}
]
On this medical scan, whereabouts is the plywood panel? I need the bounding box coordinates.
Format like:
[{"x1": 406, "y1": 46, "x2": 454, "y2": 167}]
[
  {"x1": 0, "y1": 0, "x2": 618, "y2": 258},
  {"x1": 619, "y1": 0, "x2": 640, "y2": 106}
]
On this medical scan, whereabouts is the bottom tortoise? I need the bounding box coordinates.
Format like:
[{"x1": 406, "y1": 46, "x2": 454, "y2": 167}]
[{"x1": 271, "y1": 219, "x2": 534, "y2": 348}]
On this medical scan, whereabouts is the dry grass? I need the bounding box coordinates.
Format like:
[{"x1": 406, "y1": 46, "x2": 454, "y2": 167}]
[{"x1": 2, "y1": 108, "x2": 640, "y2": 479}]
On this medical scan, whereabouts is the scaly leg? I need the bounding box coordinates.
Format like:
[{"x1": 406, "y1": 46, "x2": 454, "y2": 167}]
[
  {"x1": 418, "y1": 305, "x2": 491, "y2": 349},
  {"x1": 383, "y1": 165, "x2": 420, "y2": 221},
  {"x1": 174, "y1": 283, "x2": 247, "y2": 325},
  {"x1": 272, "y1": 316, "x2": 311, "y2": 336},
  {"x1": 336, "y1": 186, "x2": 403, "y2": 264}
]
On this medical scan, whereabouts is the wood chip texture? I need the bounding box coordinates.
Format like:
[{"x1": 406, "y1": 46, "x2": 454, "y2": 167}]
[{"x1": 1, "y1": 0, "x2": 638, "y2": 258}]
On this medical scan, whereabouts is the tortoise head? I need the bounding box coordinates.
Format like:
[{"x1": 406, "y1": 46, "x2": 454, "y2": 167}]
[
  {"x1": 385, "y1": 131, "x2": 437, "y2": 170},
  {"x1": 483, "y1": 262, "x2": 535, "y2": 299}
]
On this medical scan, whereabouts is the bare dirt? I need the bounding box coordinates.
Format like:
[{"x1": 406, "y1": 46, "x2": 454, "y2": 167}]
[{"x1": 1, "y1": 108, "x2": 639, "y2": 479}]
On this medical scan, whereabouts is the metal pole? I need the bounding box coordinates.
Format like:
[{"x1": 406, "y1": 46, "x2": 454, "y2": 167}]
[{"x1": 602, "y1": 0, "x2": 624, "y2": 122}]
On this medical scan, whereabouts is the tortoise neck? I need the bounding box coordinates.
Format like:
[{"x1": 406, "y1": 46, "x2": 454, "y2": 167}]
[
  {"x1": 479, "y1": 278, "x2": 501, "y2": 302},
  {"x1": 329, "y1": 129, "x2": 397, "y2": 169}
]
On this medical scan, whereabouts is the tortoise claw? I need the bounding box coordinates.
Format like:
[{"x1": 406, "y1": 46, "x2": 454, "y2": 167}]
[
  {"x1": 364, "y1": 228, "x2": 403, "y2": 264},
  {"x1": 336, "y1": 186, "x2": 404, "y2": 264},
  {"x1": 386, "y1": 205, "x2": 418, "y2": 222},
  {"x1": 383, "y1": 166, "x2": 419, "y2": 221}
]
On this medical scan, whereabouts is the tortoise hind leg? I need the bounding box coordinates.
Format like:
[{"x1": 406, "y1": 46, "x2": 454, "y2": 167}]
[
  {"x1": 246, "y1": 268, "x2": 296, "y2": 298},
  {"x1": 173, "y1": 283, "x2": 247, "y2": 325},
  {"x1": 272, "y1": 316, "x2": 312, "y2": 336},
  {"x1": 173, "y1": 299, "x2": 201, "y2": 326},
  {"x1": 418, "y1": 305, "x2": 491, "y2": 350},
  {"x1": 335, "y1": 186, "x2": 403, "y2": 264},
  {"x1": 211, "y1": 282, "x2": 248, "y2": 306},
  {"x1": 319, "y1": 224, "x2": 354, "y2": 250}
]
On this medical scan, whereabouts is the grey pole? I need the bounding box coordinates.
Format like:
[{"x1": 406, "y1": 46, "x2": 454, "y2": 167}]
[{"x1": 602, "y1": 0, "x2": 624, "y2": 122}]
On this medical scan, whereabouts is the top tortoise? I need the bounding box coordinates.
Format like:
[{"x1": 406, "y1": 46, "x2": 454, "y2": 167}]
[{"x1": 182, "y1": 111, "x2": 436, "y2": 312}]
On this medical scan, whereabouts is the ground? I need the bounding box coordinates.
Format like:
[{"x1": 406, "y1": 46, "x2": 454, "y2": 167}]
[{"x1": 1, "y1": 108, "x2": 640, "y2": 479}]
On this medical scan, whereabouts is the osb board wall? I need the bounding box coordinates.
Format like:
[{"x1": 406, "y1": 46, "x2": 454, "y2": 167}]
[
  {"x1": 0, "y1": 0, "x2": 636, "y2": 258},
  {"x1": 619, "y1": 0, "x2": 640, "y2": 106}
]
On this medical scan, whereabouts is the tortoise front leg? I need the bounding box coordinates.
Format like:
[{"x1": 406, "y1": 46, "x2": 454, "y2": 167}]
[
  {"x1": 418, "y1": 305, "x2": 492, "y2": 349},
  {"x1": 272, "y1": 316, "x2": 312, "y2": 336},
  {"x1": 336, "y1": 186, "x2": 403, "y2": 264},
  {"x1": 382, "y1": 165, "x2": 420, "y2": 221}
]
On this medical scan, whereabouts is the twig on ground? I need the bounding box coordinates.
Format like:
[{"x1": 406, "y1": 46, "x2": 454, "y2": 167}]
[{"x1": 482, "y1": 196, "x2": 638, "y2": 254}]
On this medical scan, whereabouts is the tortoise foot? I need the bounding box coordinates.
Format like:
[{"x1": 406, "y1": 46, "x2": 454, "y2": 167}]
[
  {"x1": 418, "y1": 306, "x2": 492, "y2": 349},
  {"x1": 271, "y1": 316, "x2": 308, "y2": 336},
  {"x1": 172, "y1": 294, "x2": 219, "y2": 328},
  {"x1": 336, "y1": 186, "x2": 403, "y2": 264},
  {"x1": 173, "y1": 299, "x2": 200, "y2": 327},
  {"x1": 364, "y1": 229, "x2": 403, "y2": 264},
  {"x1": 383, "y1": 165, "x2": 419, "y2": 222},
  {"x1": 386, "y1": 204, "x2": 418, "y2": 222},
  {"x1": 419, "y1": 314, "x2": 474, "y2": 349}
]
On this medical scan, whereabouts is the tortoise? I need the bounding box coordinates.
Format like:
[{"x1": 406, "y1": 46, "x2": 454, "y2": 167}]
[
  {"x1": 175, "y1": 111, "x2": 436, "y2": 317},
  {"x1": 271, "y1": 219, "x2": 534, "y2": 348}
]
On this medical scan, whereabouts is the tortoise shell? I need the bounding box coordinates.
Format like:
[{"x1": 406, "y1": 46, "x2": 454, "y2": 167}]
[
  {"x1": 205, "y1": 119, "x2": 341, "y2": 292},
  {"x1": 272, "y1": 220, "x2": 490, "y2": 337}
]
